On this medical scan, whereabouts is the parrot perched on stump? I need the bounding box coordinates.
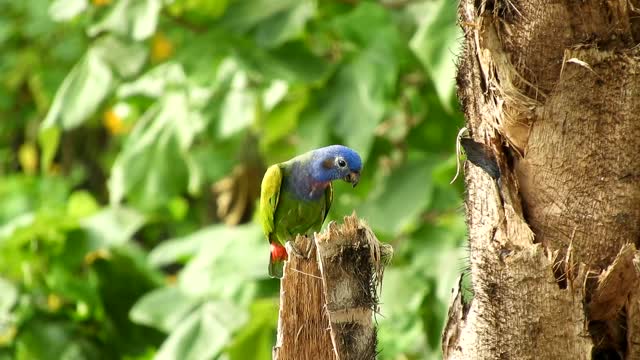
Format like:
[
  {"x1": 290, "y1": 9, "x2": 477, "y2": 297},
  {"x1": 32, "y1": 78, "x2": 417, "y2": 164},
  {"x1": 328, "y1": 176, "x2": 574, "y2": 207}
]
[{"x1": 259, "y1": 145, "x2": 363, "y2": 278}]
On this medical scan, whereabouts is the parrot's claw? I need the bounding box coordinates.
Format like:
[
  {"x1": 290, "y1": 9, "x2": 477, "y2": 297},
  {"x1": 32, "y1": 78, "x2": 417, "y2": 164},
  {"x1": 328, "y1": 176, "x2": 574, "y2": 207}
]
[
  {"x1": 289, "y1": 235, "x2": 315, "y2": 259},
  {"x1": 289, "y1": 244, "x2": 304, "y2": 258}
]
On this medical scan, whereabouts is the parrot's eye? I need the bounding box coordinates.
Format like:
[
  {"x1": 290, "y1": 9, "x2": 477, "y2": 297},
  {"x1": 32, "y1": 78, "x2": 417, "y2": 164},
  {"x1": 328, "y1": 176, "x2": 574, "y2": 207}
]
[{"x1": 337, "y1": 158, "x2": 347, "y2": 168}]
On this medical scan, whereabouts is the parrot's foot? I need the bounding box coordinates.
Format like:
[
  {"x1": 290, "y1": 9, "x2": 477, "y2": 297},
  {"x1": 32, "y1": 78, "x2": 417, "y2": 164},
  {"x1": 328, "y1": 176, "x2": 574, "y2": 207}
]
[{"x1": 289, "y1": 235, "x2": 315, "y2": 259}]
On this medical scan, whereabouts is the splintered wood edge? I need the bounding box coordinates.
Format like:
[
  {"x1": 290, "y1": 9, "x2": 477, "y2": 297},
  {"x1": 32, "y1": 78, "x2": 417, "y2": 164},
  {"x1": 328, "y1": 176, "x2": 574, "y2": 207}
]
[
  {"x1": 276, "y1": 235, "x2": 335, "y2": 360},
  {"x1": 314, "y1": 213, "x2": 392, "y2": 360},
  {"x1": 589, "y1": 244, "x2": 639, "y2": 321},
  {"x1": 315, "y1": 213, "x2": 393, "y2": 289},
  {"x1": 442, "y1": 275, "x2": 466, "y2": 358}
]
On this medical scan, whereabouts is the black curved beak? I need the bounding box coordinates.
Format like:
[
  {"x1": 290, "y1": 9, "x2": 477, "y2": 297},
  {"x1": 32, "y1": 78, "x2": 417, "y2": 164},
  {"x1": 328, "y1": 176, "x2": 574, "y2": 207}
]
[{"x1": 344, "y1": 171, "x2": 360, "y2": 188}]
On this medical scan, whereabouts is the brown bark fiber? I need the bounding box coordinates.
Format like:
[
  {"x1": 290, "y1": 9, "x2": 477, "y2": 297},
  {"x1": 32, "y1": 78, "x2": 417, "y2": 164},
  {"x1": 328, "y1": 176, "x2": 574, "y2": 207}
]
[
  {"x1": 273, "y1": 215, "x2": 392, "y2": 360},
  {"x1": 445, "y1": 0, "x2": 640, "y2": 359}
]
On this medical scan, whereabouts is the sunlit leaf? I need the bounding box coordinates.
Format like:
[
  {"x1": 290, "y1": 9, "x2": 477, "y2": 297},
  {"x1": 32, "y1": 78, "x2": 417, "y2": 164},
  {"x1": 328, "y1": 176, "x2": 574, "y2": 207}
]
[
  {"x1": 410, "y1": 0, "x2": 462, "y2": 110},
  {"x1": 0, "y1": 277, "x2": 17, "y2": 314},
  {"x1": 219, "y1": 71, "x2": 256, "y2": 137},
  {"x1": 154, "y1": 301, "x2": 248, "y2": 360},
  {"x1": 80, "y1": 206, "x2": 145, "y2": 248},
  {"x1": 88, "y1": 0, "x2": 162, "y2": 41},
  {"x1": 130, "y1": 286, "x2": 201, "y2": 333},
  {"x1": 41, "y1": 48, "x2": 113, "y2": 130},
  {"x1": 49, "y1": 0, "x2": 87, "y2": 22},
  {"x1": 177, "y1": 224, "x2": 266, "y2": 298},
  {"x1": 108, "y1": 90, "x2": 207, "y2": 209},
  {"x1": 37, "y1": 126, "x2": 60, "y2": 173}
]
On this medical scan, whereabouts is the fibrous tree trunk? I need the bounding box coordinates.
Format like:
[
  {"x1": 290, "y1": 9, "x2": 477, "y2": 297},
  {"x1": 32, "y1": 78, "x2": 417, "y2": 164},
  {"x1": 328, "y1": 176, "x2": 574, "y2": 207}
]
[
  {"x1": 273, "y1": 215, "x2": 392, "y2": 360},
  {"x1": 443, "y1": 0, "x2": 640, "y2": 359}
]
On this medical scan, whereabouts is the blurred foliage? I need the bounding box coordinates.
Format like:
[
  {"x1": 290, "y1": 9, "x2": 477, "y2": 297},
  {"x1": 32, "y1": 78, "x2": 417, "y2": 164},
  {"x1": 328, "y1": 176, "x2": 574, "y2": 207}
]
[{"x1": 0, "y1": 0, "x2": 465, "y2": 359}]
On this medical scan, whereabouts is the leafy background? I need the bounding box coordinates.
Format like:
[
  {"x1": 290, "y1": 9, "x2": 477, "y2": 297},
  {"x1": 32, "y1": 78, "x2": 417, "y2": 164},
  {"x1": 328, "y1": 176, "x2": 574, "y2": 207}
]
[{"x1": 0, "y1": 0, "x2": 465, "y2": 359}]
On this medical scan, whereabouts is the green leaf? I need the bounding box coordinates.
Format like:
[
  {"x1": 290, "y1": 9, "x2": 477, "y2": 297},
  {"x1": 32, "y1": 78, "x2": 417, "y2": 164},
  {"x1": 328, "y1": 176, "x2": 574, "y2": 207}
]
[
  {"x1": 15, "y1": 320, "x2": 99, "y2": 360},
  {"x1": 226, "y1": 299, "x2": 278, "y2": 360},
  {"x1": 118, "y1": 63, "x2": 189, "y2": 99},
  {"x1": 92, "y1": 36, "x2": 148, "y2": 78},
  {"x1": 49, "y1": 0, "x2": 87, "y2": 22},
  {"x1": 359, "y1": 157, "x2": 434, "y2": 235},
  {"x1": 377, "y1": 268, "x2": 429, "y2": 359},
  {"x1": 148, "y1": 225, "x2": 222, "y2": 266},
  {"x1": 37, "y1": 126, "x2": 60, "y2": 173},
  {"x1": 80, "y1": 207, "x2": 145, "y2": 248},
  {"x1": 409, "y1": 0, "x2": 462, "y2": 110},
  {"x1": 0, "y1": 277, "x2": 17, "y2": 314},
  {"x1": 130, "y1": 286, "x2": 201, "y2": 333},
  {"x1": 154, "y1": 301, "x2": 248, "y2": 360},
  {"x1": 177, "y1": 224, "x2": 266, "y2": 298},
  {"x1": 218, "y1": 71, "x2": 256, "y2": 137},
  {"x1": 261, "y1": 86, "x2": 308, "y2": 146},
  {"x1": 216, "y1": 0, "x2": 301, "y2": 33},
  {"x1": 88, "y1": 0, "x2": 162, "y2": 41},
  {"x1": 234, "y1": 40, "x2": 331, "y2": 84},
  {"x1": 91, "y1": 246, "x2": 165, "y2": 355},
  {"x1": 42, "y1": 48, "x2": 113, "y2": 130},
  {"x1": 108, "y1": 90, "x2": 206, "y2": 209},
  {"x1": 254, "y1": 0, "x2": 316, "y2": 48},
  {"x1": 306, "y1": 3, "x2": 403, "y2": 159},
  {"x1": 66, "y1": 190, "x2": 99, "y2": 219}
]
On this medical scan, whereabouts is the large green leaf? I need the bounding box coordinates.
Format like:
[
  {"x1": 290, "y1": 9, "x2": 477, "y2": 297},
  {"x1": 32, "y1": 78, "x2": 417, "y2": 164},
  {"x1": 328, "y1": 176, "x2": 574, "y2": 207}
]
[
  {"x1": 130, "y1": 286, "x2": 201, "y2": 333},
  {"x1": 0, "y1": 277, "x2": 17, "y2": 314},
  {"x1": 359, "y1": 157, "x2": 435, "y2": 235},
  {"x1": 15, "y1": 320, "x2": 100, "y2": 360},
  {"x1": 226, "y1": 299, "x2": 278, "y2": 360},
  {"x1": 377, "y1": 268, "x2": 429, "y2": 359},
  {"x1": 41, "y1": 48, "x2": 113, "y2": 130},
  {"x1": 302, "y1": 2, "x2": 403, "y2": 159},
  {"x1": 177, "y1": 224, "x2": 267, "y2": 298},
  {"x1": 41, "y1": 36, "x2": 146, "y2": 131},
  {"x1": 148, "y1": 225, "x2": 225, "y2": 266},
  {"x1": 108, "y1": 88, "x2": 207, "y2": 209},
  {"x1": 154, "y1": 301, "x2": 248, "y2": 360},
  {"x1": 88, "y1": 0, "x2": 161, "y2": 41},
  {"x1": 409, "y1": 0, "x2": 462, "y2": 110},
  {"x1": 253, "y1": 0, "x2": 316, "y2": 48},
  {"x1": 80, "y1": 206, "x2": 145, "y2": 249},
  {"x1": 48, "y1": 0, "x2": 87, "y2": 22},
  {"x1": 216, "y1": 0, "x2": 301, "y2": 33}
]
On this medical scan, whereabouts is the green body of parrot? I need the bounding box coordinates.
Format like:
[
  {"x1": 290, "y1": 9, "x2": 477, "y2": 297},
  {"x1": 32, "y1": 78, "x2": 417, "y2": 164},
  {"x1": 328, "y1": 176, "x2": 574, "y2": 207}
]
[{"x1": 259, "y1": 145, "x2": 362, "y2": 278}]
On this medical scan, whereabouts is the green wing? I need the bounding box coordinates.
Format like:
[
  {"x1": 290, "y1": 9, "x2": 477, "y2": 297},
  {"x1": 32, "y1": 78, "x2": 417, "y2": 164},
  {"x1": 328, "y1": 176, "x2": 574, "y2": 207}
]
[
  {"x1": 322, "y1": 182, "x2": 333, "y2": 224},
  {"x1": 259, "y1": 164, "x2": 283, "y2": 242}
]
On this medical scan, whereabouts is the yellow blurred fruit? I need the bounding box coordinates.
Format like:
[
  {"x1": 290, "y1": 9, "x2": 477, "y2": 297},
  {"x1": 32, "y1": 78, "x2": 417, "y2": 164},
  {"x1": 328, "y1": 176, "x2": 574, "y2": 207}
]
[
  {"x1": 47, "y1": 294, "x2": 63, "y2": 312},
  {"x1": 18, "y1": 142, "x2": 38, "y2": 175},
  {"x1": 151, "y1": 32, "x2": 174, "y2": 63},
  {"x1": 92, "y1": 0, "x2": 111, "y2": 6},
  {"x1": 103, "y1": 109, "x2": 128, "y2": 135}
]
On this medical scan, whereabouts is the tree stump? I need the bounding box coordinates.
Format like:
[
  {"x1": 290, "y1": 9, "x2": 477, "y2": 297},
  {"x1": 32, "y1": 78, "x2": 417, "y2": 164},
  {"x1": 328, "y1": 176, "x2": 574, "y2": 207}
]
[{"x1": 273, "y1": 214, "x2": 392, "y2": 360}]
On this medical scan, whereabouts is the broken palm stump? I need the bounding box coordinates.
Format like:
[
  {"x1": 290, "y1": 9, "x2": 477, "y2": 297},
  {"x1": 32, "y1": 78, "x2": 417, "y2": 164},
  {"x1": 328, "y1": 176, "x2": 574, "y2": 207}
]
[{"x1": 272, "y1": 214, "x2": 393, "y2": 360}]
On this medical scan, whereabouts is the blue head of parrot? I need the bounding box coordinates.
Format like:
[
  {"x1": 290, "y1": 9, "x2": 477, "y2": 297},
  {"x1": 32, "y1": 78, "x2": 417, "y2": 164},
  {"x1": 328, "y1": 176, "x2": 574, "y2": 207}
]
[{"x1": 310, "y1": 145, "x2": 362, "y2": 187}]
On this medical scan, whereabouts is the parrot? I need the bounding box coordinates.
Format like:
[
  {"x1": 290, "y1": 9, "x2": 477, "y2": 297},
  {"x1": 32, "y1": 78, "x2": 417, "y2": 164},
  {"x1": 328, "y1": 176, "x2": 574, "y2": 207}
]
[{"x1": 259, "y1": 145, "x2": 363, "y2": 278}]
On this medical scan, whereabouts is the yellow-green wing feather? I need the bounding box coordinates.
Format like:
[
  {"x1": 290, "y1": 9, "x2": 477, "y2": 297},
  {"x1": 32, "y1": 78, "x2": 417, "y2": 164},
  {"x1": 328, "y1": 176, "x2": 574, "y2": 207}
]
[{"x1": 259, "y1": 164, "x2": 283, "y2": 241}]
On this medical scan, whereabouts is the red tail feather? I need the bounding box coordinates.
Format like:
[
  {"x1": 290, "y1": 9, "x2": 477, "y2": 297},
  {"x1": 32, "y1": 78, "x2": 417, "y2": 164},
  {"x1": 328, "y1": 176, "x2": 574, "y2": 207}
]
[{"x1": 270, "y1": 243, "x2": 288, "y2": 261}]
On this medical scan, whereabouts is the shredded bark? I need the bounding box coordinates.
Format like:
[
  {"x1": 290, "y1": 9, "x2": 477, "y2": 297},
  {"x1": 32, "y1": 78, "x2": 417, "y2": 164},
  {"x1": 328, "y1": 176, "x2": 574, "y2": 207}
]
[{"x1": 273, "y1": 215, "x2": 392, "y2": 360}]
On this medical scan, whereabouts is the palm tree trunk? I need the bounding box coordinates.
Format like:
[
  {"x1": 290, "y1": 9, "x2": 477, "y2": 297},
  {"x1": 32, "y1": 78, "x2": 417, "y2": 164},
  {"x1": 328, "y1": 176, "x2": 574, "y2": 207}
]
[{"x1": 443, "y1": 0, "x2": 640, "y2": 358}]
